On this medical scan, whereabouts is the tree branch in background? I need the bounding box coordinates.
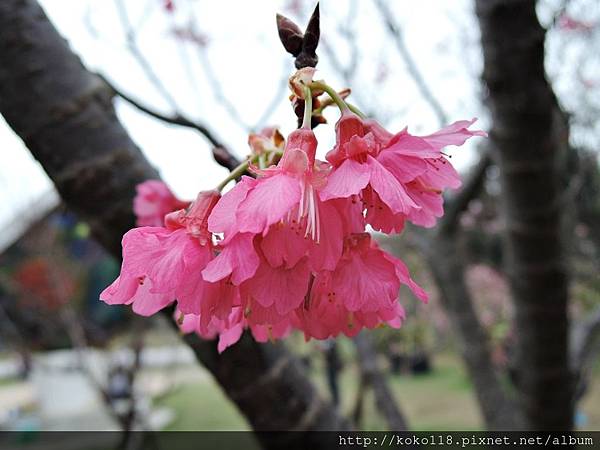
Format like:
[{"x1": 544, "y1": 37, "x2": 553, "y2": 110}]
[
  {"x1": 177, "y1": 7, "x2": 290, "y2": 132},
  {"x1": 113, "y1": 0, "x2": 180, "y2": 112},
  {"x1": 476, "y1": 0, "x2": 573, "y2": 430},
  {"x1": 196, "y1": 47, "x2": 252, "y2": 132},
  {"x1": 253, "y1": 67, "x2": 291, "y2": 130},
  {"x1": 0, "y1": 1, "x2": 350, "y2": 445},
  {"x1": 425, "y1": 153, "x2": 519, "y2": 430},
  {"x1": 438, "y1": 148, "x2": 492, "y2": 235},
  {"x1": 353, "y1": 332, "x2": 409, "y2": 431},
  {"x1": 320, "y1": 0, "x2": 373, "y2": 116},
  {"x1": 373, "y1": 0, "x2": 449, "y2": 127},
  {"x1": 99, "y1": 74, "x2": 241, "y2": 171}
]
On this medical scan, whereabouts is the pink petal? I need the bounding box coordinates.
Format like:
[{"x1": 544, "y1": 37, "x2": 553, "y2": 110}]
[
  {"x1": 383, "y1": 253, "x2": 429, "y2": 303},
  {"x1": 134, "y1": 180, "x2": 188, "y2": 227},
  {"x1": 237, "y1": 173, "x2": 302, "y2": 235},
  {"x1": 333, "y1": 243, "x2": 399, "y2": 312},
  {"x1": 217, "y1": 322, "x2": 244, "y2": 353},
  {"x1": 320, "y1": 159, "x2": 370, "y2": 201},
  {"x1": 419, "y1": 158, "x2": 462, "y2": 190},
  {"x1": 377, "y1": 151, "x2": 428, "y2": 183},
  {"x1": 242, "y1": 258, "x2": 310, "y2": 315},
  {"x1": 260, "y1": 225, "x2": 309, "y2": 269},
  {"x1": 385, "y1": 132, "x2": 441, "y2": 159},
  {"x1": 308, "y1": 200, "x2": 344, "y2": 271},
  {"x1": 363, "y1": 188, "x2": 406, "y2": 234},
  {"x1": 208, "y1": 176, "x2": 256, "y2": 235},
  {"x1": 421, "y1": 118, "x2": 487, "y2": 150},
  {"x1": 147, "y1": 229, "x2": 206, "y2": 294},
  {"x1": 367, "y1": 156, "x2": 420, "y2": 215},
  {"x1": 130, "y1": 278, "x2": 174, "y2": 316},
  {"x1": 100, "y1": 275, "x2": 138, "y2": 306},
  {"x1": 405, "y1": 187, "x2": 444, "y2": 228},
  {"x1": 202, "y1": 233, "x2": 259, "y2": 285}
]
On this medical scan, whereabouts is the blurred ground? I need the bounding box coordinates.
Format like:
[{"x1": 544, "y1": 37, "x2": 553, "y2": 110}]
[
  {"x1": 156, "y1": 350, "x2": 600, "y2": 431},
  {"x1": 2, "y1": 331, "x2": 599, "y2": 432}
]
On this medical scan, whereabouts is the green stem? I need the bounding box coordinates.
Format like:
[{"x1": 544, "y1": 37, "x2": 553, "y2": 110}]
[
  {"x1": 216, "y1": 154, "x2": 259, "y2": 191},
  {"x1": 346, "y1": 102, "x2": 366, "y2": 119},
  {"x1": 302, "y1": 85, "x2": 313, "y2": 129},
  {"x1": 308, "y1": 81, "x2": 367, "y2": 119},
  {"x1": 309, "y1": 81, "x2": 348, "y2": 112},
  {"x1": 258, "y1": 153, "x2": 267, "y2": 170}
]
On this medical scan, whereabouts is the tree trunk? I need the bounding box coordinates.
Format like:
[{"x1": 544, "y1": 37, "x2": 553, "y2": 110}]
[
  {"x1": 427, "y1": 235, "x2": 519, "y2": 429},
  {"x1": 423, "y1": 152, "x2": 519, "y2": 429},
  {"x1": 0, "y1": 0, "x2": 350, "y2": 441},
  {"x1": 475, "y1": 0, "x2": 573, "y2": 430}
]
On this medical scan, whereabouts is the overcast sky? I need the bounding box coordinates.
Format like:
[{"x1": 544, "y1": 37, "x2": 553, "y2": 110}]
[{"x1": 0, "y1": 0, "x2": 489, "y2": 249}]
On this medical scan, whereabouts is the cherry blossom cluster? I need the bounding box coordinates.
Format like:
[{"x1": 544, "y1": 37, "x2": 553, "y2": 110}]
[{"x1": 101, "y1": 73, "x2": 485, "y2": 352}]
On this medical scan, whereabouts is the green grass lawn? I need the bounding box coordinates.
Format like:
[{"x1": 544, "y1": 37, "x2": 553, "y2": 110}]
[
  {"x1": 155, "y1": 351, "x2": 600, "y2": 431},
  {"x1": 156, "y1": 381, "x2": 251, "y2": 431},
  {"x1": 156, "y1": 352, "x2": 481, "y2": 431},
  {"x1": 320, "y1": 352, "x2": 482, "y2": 431}
]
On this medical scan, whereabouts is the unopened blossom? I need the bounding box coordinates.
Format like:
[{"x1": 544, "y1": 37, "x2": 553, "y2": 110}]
[
  {"x1": 133, "y1": 180, "x2": 189, "y2": 227},
  {"x1": 100, "y1": 191, "x2": 229, "y2": 317},
  {"x1": 321, "y1": 111, "x2": 485, "y2": 231},
  {"x1": 248, "y1": 127, "x2": 285, "y2": 156}
]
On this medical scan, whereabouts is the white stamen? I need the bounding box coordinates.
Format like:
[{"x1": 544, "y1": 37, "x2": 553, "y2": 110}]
[
  {"x1": 300, "y1": 185, "x2": 320, "y2": 243},
  {"x1": 306, "y1": 185, "x2": 315, "y2": 239},
  {"x1": 315, "y1": 193, "x2": 321, "y2": 243},
  {"x1": 287, "y1": 181, "x2": 321, "y2": 243},
  {"x1": 297, "y1": 179, "x2": 305, "y2": 223}
]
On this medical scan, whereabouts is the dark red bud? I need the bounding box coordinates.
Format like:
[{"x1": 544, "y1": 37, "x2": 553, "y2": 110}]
[{"x1": 276, "y1": 14, "x2": 304, "y2": 56}]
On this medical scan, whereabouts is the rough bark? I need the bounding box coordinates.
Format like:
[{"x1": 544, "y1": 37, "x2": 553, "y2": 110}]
[
  {"x1": 475, "y1": 0, "x2": 573, "y2": 430},
  {"x1": 0, "y1": 0, "x2": 350, "y2": 441}
]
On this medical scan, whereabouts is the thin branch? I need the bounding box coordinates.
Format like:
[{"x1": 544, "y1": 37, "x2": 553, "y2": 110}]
[
  {"x1": 438, "y1": 147, "x2": 492, "y2": 235},
  {"x1": 99, "y1": 74, "x2": 241, "y2": 171},
  {"x1": 373, "y1": 0, "x2": 449, "y2": 127},
  {"x1": 196, "y1": 48, "x2": 252, "y2": 132},
  {"x1": 114, "y1": 0, "x2": 180, "y2": 112},
  {"x1": 253, "y1": 63, "x2": 291, "y2": 130},
  {"x1": 353, "y1": 332, "x2": 409, "y2": 431},
  {"x1": 338, "y1": 0, "x2": 360, "y2": 83}
]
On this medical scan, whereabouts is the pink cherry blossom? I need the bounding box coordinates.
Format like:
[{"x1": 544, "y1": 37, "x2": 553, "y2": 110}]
[
  {"x1": 102, "y1": 73, "x2": 487, "y2": 352},
  {"x1": 321, "y1": 112, "x2": 421, "y2": 221},
  {"x1": 296, "y1": 233, "x2": 426, "y2": 339},
  {"x1": 206, "y1": 128, "x2": 347, "y2": 280},
  {"x1": 321, "y1": 112, "x2": 485, "y2": 231},
  {"x1": 177, "y1": 305, "x2": 293, "y2": 353},
  {"x1": 101, "y1": 191, "x2": 228, "y2": 317},
  {"x1": 133, "y1": 180, "x2": 189, "y2": 227}
]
